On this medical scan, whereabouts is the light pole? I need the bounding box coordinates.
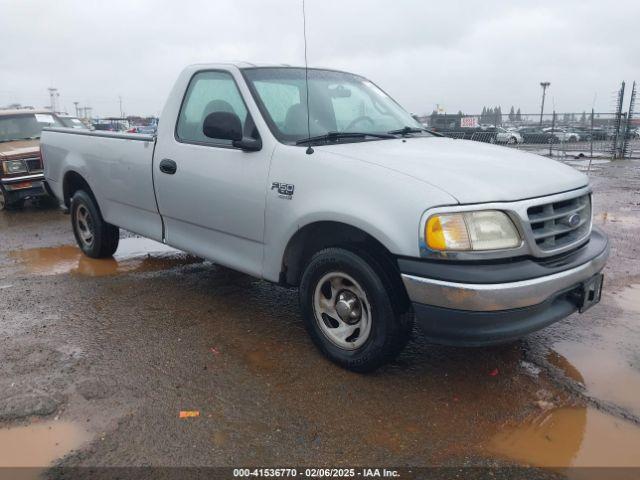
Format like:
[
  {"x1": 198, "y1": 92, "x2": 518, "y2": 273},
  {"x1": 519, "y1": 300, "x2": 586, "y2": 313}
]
[
  {"x1": 539, "y1": 82, "x2": 550, "y2": 125},
  {"x1": 47, "y1": 87, "x2": 58, "y2": 113}
]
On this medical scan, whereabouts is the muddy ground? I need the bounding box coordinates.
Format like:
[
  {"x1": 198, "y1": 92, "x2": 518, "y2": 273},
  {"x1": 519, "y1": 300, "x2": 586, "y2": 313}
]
[{"x1": 0, "y1": 158, "x2": 639, "y2": 479}]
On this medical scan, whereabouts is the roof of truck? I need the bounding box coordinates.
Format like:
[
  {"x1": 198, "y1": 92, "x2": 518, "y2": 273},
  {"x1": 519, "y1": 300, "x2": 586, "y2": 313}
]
[
  {"x1": 186, "y1": 62, "x2": 356, "y2": 76},
  {"x1": 187, "y1": 62, "x2": 296, "y2": 69}
]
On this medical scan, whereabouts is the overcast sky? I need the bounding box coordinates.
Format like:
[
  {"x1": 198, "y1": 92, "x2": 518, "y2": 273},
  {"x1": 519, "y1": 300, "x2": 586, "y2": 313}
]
[{"x1": 1, "y1": 0, "x2": 638, "y2": 117}]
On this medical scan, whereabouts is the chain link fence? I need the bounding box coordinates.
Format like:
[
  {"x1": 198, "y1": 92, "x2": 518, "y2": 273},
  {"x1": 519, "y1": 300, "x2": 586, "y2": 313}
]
[{"x1": 423, "y1": 111, "x2": 640, "y2": 159}]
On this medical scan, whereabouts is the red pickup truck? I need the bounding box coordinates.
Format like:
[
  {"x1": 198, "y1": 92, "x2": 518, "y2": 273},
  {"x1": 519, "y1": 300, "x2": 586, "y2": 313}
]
[{"x1": 0, "y1": 109, "x2": 61, "y2": 210}]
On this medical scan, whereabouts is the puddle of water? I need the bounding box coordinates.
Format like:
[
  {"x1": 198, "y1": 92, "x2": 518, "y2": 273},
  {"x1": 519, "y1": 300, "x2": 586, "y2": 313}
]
[
  {"x1": 546, "y1": 349, "x2": 585, "y2": 384},
  {"x1": 566, "y1": 159, "x2": 611, "y2": 167},
  {"x1": 614, "y1": 284, "x2": 640, "y2": 313},
  {"x1": 0, "y1": 421, "x2": 90, "y2": 467},
  {"x1": 549, "y1": 341, "x2": 640, "y2": 417},
  {"x1": 487, "y1": 407, "x2": 640, "y2": 468},
  {"x1": 9, "y1": 237, "x2": 199, "y2": 277}
]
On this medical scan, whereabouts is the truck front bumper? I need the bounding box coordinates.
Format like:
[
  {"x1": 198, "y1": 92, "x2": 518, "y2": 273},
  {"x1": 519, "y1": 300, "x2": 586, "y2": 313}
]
[{"x1": 399, "y1": 227, "x2": 609, "y2": 345}]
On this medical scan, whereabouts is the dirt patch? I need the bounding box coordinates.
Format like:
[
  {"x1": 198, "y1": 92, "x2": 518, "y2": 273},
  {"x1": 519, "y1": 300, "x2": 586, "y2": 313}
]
[{"x1": 614, "y1": 284, "x2": 640, "y2": 313}]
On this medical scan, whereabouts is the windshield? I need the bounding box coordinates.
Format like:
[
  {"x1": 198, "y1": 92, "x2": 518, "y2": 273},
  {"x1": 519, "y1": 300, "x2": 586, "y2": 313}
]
[
  {"x1": 242, "y1": 68, "x2": 429, "y2": 145},
  {"x1": 0, "y1": 113, "x2": 62, "y2": 142}
]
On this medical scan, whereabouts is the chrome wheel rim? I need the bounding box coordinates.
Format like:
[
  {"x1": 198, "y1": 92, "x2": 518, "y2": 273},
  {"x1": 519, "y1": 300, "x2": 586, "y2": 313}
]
[
  {"x1": 75, "y1": 204, "x2": 94, "y2": 247},
  {"x1": 313, "y1": 272, "x2": 372, "y2": 350}
]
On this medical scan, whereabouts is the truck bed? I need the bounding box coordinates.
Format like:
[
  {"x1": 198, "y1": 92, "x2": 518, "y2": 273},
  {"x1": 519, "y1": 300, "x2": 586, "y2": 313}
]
[{"x1": 42, "y1": 127, "x2": 163, "y2": 241}]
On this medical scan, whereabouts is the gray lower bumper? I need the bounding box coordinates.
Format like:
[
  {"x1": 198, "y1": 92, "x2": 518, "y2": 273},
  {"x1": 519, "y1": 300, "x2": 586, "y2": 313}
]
[{"x1": 401, "y1": 244, "x2": 609, "y2": 312}]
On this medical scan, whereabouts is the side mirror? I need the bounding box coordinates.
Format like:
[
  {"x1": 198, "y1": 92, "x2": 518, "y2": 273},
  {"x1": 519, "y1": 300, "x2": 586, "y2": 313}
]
[
  {"x1": 203, "y1": 111, "x2": 242, "y2": 141},
  {"x1": 202, "y1": 111, "x2": 262, "y2": 151}
]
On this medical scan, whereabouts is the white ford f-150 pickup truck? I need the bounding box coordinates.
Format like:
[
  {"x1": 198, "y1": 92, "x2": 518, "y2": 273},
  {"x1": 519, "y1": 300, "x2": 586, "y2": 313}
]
[{"x1": 42, "y1": 63, "x2": 609, "y2": 372}]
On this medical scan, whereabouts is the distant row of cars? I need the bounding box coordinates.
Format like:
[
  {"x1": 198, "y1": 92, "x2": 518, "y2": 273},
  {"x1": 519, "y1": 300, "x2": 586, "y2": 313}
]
[
  {"x1": 431, "y1": 124, "x2": 639, "y2": 145},
  {"x1": 0, "y1": 108, "x2": 156, "y2": 209}
]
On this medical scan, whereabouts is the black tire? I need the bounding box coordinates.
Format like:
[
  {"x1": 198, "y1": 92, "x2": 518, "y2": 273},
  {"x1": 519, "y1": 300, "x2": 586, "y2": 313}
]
[
  {"x1": 0, "y1": 187, "x2": 23, "y2": 211},
  {"x1": 71, "y1": 190, "x2": 119, "y2": 258},
  {"x1": 299, "y1": 247, "x2": 413, "y2": 372}
]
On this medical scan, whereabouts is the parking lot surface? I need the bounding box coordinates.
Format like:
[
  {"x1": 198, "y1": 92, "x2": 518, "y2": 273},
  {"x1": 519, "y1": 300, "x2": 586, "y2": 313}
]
[{"x1": 1, "y1": 158, "x2": 639, "y2": 476}]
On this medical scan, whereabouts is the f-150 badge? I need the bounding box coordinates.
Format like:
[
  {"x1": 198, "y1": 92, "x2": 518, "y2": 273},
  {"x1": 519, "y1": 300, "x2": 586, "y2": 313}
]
[{"x1": 271, "y1": 182, "x2": 295, "y2": 199}]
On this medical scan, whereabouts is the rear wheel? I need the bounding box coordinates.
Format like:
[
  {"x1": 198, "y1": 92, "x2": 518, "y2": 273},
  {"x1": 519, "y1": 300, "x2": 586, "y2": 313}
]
[
  {"x1": 0, "y1": 188, "x2": 7, "y2": 211},
  {"x1": 71, "y1": 190, "x2": 119, "y2": 258},
  {"x1": 299, "y1": 248, "x2": 413, "y2": 372}
]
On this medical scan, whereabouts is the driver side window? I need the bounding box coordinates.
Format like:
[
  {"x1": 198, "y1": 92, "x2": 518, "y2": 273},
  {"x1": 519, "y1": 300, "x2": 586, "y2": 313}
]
[{"x1": 176, "y1": 71, "x2": 250, "y2": 146}]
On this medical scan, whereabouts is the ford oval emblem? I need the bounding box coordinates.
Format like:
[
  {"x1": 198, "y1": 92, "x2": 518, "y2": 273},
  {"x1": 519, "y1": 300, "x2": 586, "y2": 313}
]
[{"x1": 566, "y1": 213, "x2": 581, "y2": 227}]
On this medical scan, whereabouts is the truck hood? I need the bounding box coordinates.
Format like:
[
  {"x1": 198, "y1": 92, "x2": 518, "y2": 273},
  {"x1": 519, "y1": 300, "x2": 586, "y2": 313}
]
[
  {"x1": 0, "y1": 139, "x2": 40, "y2": 159},
  {"x1": 318, "y1": 137, "x2": 588, "y2": 204}
]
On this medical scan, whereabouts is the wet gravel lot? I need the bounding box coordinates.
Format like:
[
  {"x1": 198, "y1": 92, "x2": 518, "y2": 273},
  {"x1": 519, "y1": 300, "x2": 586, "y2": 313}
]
[{"x1": 1, "y1": 158, "x2": 639, "y2": 478}]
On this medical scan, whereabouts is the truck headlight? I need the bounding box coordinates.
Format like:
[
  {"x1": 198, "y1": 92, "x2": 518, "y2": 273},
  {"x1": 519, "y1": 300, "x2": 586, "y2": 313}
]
[
  {"x1": 426, "y1": 210, "x2": 521, "y2": 251},
  {"x1": 2, "y1": 159, "x2": 28, "y2": 174}
]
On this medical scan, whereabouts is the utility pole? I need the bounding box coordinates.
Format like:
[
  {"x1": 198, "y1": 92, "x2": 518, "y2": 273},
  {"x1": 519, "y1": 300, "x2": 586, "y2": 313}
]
[
  {"x1": 539, "y1": 82, "x2": 550, "y2": 125},
  {"x1": 119, "y1": 96, "x2": 124, "y2": 119},
  {"x1": 73, "y1": 102, "x2": 79, "y2": 117}
]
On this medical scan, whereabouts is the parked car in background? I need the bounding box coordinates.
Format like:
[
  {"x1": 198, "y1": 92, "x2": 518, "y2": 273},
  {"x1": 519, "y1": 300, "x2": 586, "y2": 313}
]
[
  {"x1": 516, "y1": 127, "x2": 555, "y2": 144},
  {"x1": 93, "y1": 119, "x2": 129, "y2": 132},
  {"x1": 58, "y1": 115, "x2": 90, "y2": 130},
  {"x1": 0, "y1": 109, "x2": 61, "y2": 209},
  {"x1": 42, "y1": 63, "x2": 608, "y2": 371},
  {"x1": 430, "y1": 125, "x2": 498, "y2": 143},
  {"x1": 589, "y1": 128, "x2": 610, "y2": 141},
  {"x1": 543, "y1": 127, "x2": 580, "y2": 143},
  {"x1": 127, "y1": 124, "x2": 157, "y2": 135},
  {"x1": 570, "y1": 127, "x2": 593, "y2": 142},
  {"x1": 495, "y1": 127, "x2": 523, "y2": 144}
]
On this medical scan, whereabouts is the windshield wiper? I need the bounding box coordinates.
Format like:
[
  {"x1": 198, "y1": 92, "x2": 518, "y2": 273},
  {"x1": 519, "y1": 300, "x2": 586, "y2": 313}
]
[
  {"x1": 295, "y1": 131, "x2": 395, "y2": 145},
  {"x1": 387, "y1": 126, "x2": 427, "y2": 136}
]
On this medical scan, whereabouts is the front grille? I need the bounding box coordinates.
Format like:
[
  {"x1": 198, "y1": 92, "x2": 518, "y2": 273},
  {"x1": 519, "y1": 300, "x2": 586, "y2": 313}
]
[
  {"x1": 24, "y1": 156, "x2": 43, "y2": 173},
  {"x1": 527, "y1": 194, "x2": 591, "y2": 251}
]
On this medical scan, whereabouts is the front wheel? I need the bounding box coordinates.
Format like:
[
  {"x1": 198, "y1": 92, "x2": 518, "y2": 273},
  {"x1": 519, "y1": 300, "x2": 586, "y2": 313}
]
[
  {"x1": 299, "y1": 248, "x2": 413, "y2": 372},
  {"x1": 71, "y1": 190, "x2": 119, "y2": 258},
  {"x1": 0, "y1": 187, "x2": 24, "y2": 211}
]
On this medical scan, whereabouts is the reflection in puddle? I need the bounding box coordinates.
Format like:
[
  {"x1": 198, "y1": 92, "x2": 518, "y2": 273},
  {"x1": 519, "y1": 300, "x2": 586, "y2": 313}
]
[
  {"x1": 546, "y1": 349, "x2": 585, "y2": 385},
  {"x1": 488, "y1": 407, "x2": 640, "y2": 468},
  {"x1": 550, "y1": 341, "x2": 640, "y2": 417},
  {"x1": 0, "y1": 421, "x2": 90, "y2": 468},
  {"x1": 9, "y1": 237, "x2": 200, "y2": 277}
]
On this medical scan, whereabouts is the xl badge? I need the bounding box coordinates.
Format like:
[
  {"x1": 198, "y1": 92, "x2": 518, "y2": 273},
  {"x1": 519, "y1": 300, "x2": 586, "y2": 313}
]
[{"x1": 271, "y1": 182, "x2": 295, "y2": 200}]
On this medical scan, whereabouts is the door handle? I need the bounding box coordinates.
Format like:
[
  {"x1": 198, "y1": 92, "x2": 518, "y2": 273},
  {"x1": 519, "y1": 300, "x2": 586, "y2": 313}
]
[{"x1": 159, "y1": 159, "x2": 177, "y2": 175}]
